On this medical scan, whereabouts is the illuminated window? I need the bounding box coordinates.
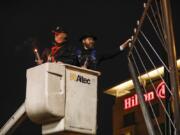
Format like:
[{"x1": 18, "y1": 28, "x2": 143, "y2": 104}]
[
  {"x1": 120, "y1": 131, "x2": 133, "y2": 135},
  {"x1": 125, "y1": 132, "x2": 131, "y2": 135}
]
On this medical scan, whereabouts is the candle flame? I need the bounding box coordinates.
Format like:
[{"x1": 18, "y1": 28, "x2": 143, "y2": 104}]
[{"x1": 34, "y1": 48, "x2": 38, "y2": 52}]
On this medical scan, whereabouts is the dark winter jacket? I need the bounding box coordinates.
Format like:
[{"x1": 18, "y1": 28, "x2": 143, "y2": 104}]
[{"x1": 75, "y1": 46, "x2": 122, "y2": 70}]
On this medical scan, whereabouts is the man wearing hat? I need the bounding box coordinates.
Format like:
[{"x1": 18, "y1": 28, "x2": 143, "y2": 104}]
[
  {"x1": 75, "y1": 34, "x2": 131, "y2": 135},
  {"x1": 75, "y1": 34, "x2": 131, "y2": 70},
  {"x1": 36, "y1": 26, "x2": 75, "y2": 65}
]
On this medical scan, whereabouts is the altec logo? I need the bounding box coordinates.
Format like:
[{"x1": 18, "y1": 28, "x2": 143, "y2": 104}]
[
  {"x1": 124, "y1": 82, "x2": 166, "y2": 110},
  {"x1": 70, "y1": 72, "x2": 91, "y2": 84}
]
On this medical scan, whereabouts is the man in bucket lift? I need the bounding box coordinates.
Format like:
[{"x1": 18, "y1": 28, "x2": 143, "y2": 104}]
[
  {"x1": 35, "y1": 26, "x2": 75, "y2": 65},
  {"x1": 75, "y1": 34, "x2": 132, "y2": 70}
]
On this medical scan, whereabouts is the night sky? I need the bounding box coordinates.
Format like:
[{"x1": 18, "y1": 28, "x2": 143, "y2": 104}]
[{"x1": 0, "y1": 0, "x2": 180, "y2": 135}]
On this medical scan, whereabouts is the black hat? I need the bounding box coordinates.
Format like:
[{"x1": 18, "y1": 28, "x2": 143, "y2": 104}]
[
  {"x1": 52, "y1": 26, "x2": 66, "y2": 34},
  {"x1": 79, "y1": 34, "x2": 97, "y2": 42}
]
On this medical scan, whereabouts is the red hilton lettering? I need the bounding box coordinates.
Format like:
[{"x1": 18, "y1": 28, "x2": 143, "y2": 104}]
[
  {"x1": 124, "y1": 95, "x2": 139, "y2": 110},
  {"x1": 133, "y1": 94, "x2": 139, "y2": 106},
  {"x1": 124, "y1": 97, "x2": 132, "y2": 110},
  {"x1": 144, "y1": 91, "x2": 155, "y2": 101}
]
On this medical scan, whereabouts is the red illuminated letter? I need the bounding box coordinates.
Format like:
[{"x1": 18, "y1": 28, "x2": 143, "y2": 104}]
[{"x1": 124, "y1": 98, "x2": 132, "y2": 110}]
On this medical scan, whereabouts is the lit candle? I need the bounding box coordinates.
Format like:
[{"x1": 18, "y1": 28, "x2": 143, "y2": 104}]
[{"x1": 34, "y1": 48, "x2": 41, "y2": 61}]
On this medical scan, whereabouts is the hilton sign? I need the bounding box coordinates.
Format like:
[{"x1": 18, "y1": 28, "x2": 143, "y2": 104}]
[{"x1": 124, "y1": 81, "x2": 166, "y2": 110}]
